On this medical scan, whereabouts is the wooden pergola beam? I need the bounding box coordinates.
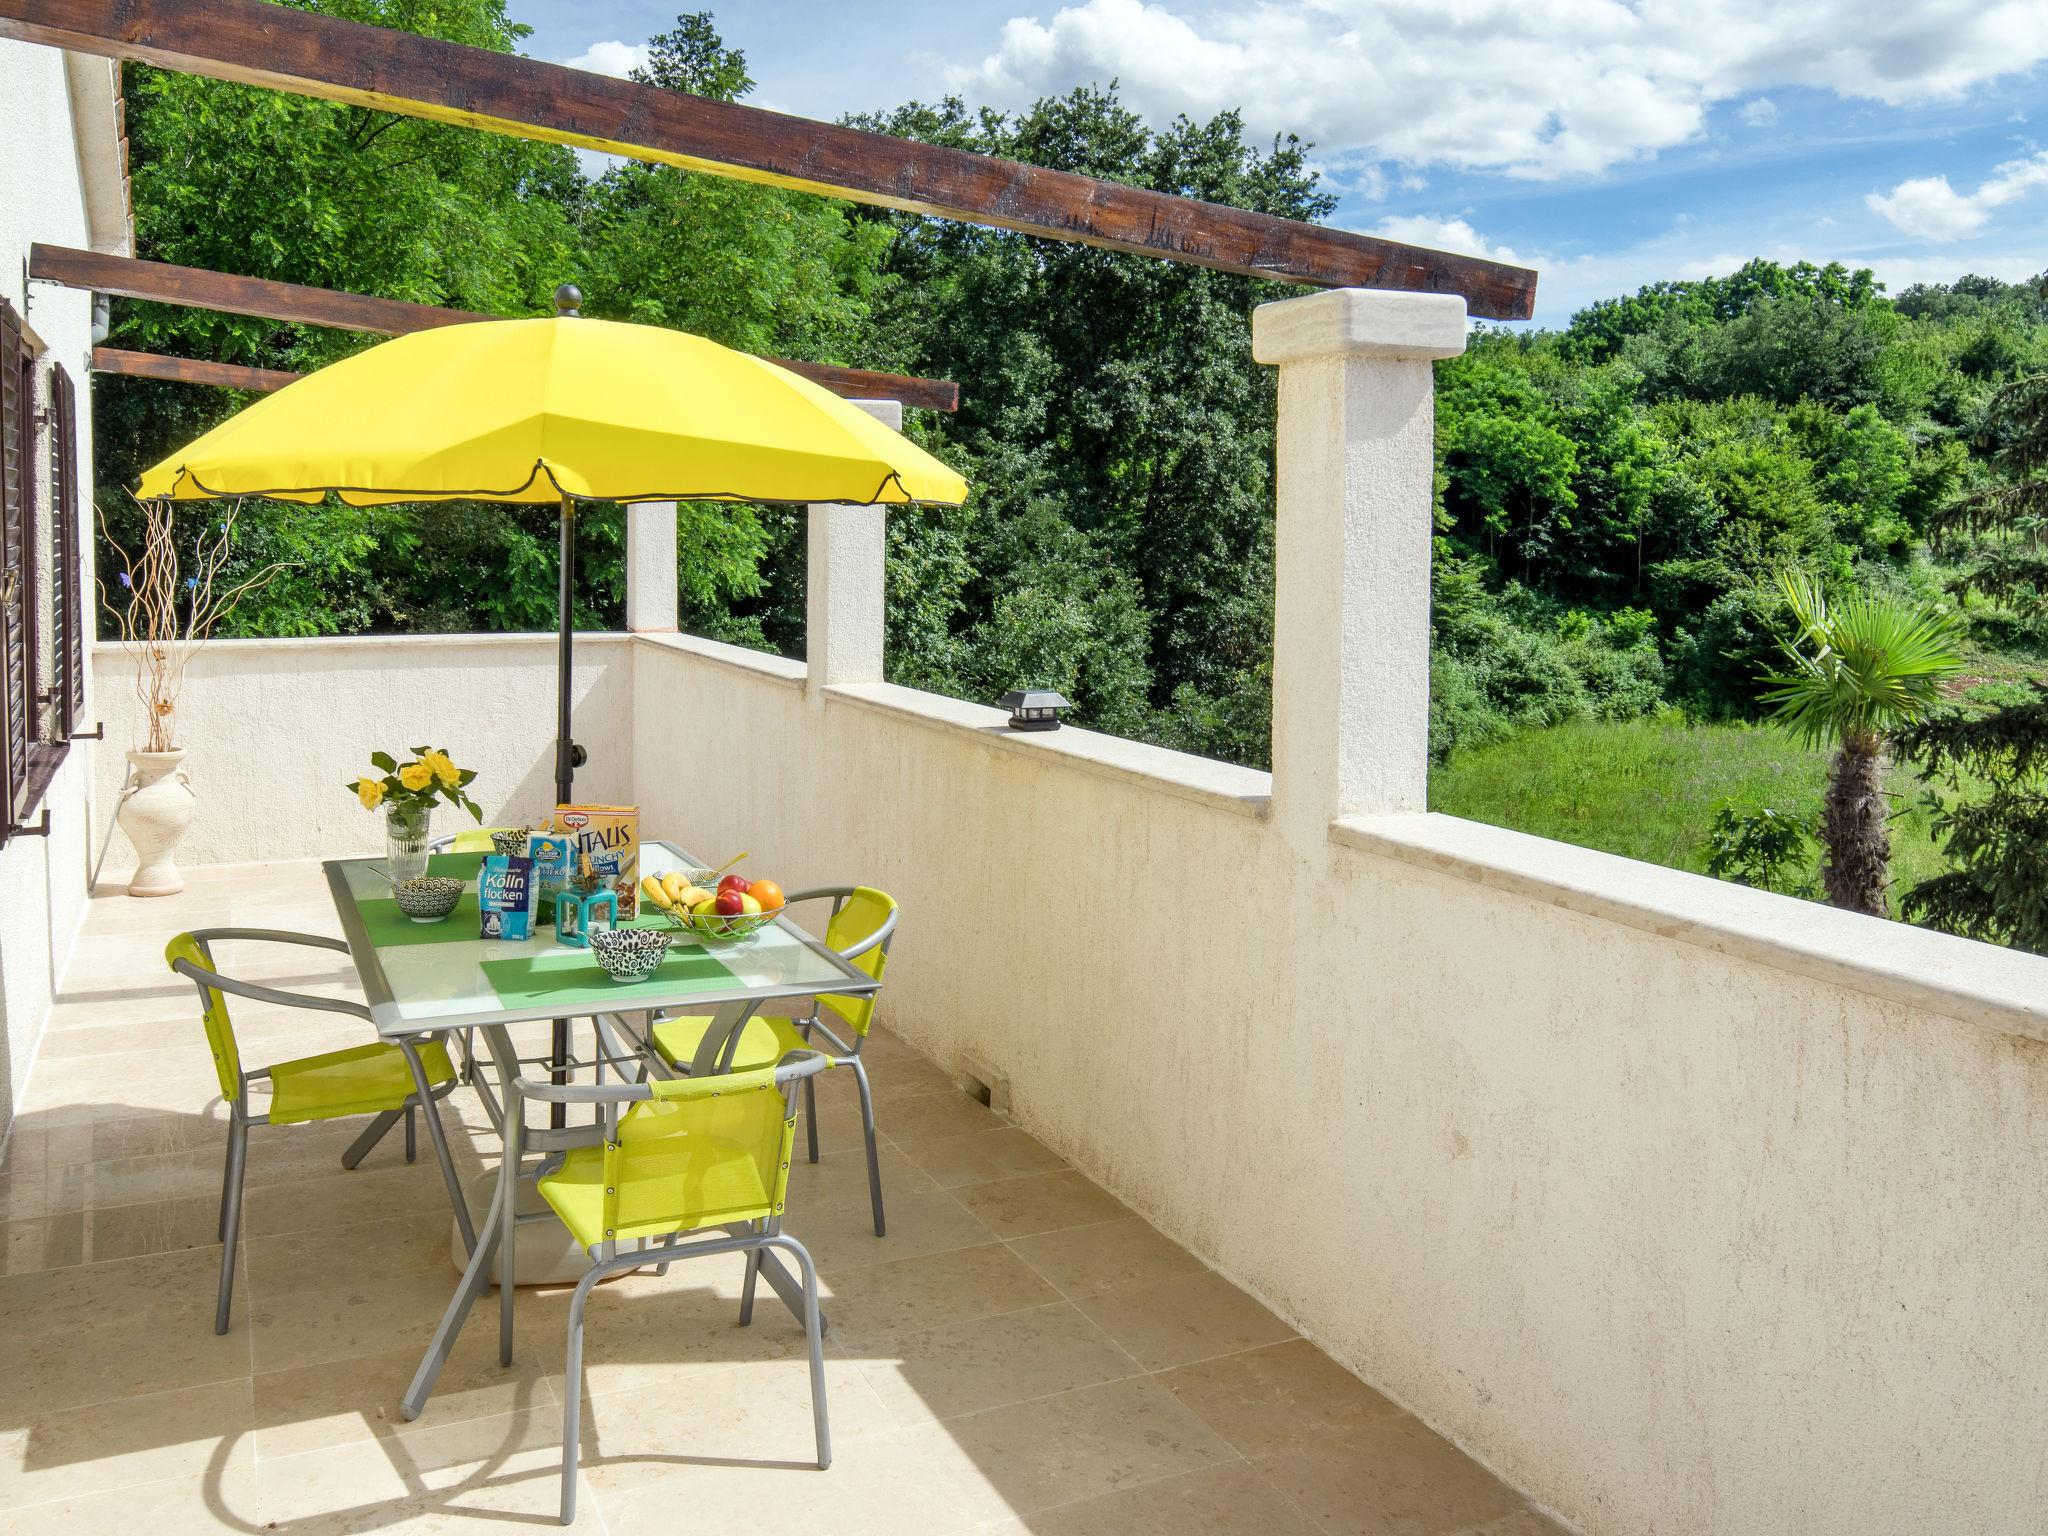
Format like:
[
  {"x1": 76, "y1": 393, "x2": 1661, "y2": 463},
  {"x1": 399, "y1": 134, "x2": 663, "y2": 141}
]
[
  {"x1": 91, "y1": 346, "x2": 299, "y2": 393},
  {"x1": 0, "y1": 0, "x2": 1537, "y2": 321},
  {"x1": 35, "y1": 245, "x2": 961, "y2": 412},
  {"x1": 48, "y1": 245, "x2": 481, "y2": 336}
]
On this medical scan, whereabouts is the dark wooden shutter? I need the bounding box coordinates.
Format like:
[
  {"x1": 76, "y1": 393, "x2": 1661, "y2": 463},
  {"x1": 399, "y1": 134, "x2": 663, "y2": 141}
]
[
  {"x1": 48, "y1": 366, "x2": 82, "y2": 737},
  {"x1": 0, "y1": 298, "x2": 30, "y2": 824}
]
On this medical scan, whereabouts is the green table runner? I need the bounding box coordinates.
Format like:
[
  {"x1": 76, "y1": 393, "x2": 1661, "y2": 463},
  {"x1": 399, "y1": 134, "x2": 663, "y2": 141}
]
[
  {"x1": 479, "y1": 944, "x2": 740, "y2": 1010},
  {"x1": 350, "y1": 852, "x2": 489, "y2": 948}
]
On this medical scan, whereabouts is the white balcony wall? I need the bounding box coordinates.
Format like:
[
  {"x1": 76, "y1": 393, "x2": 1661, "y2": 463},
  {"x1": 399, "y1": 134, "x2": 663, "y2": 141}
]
[
  {"x1": 90, "y1": 633, "x2": 636, "y2": 873},
  {"x1": 0, "y1": 43, "x2": 123, "y2": 1151},
  {"x1": 632, "y1": 633, "x2": 2048, "y2": 1536}
]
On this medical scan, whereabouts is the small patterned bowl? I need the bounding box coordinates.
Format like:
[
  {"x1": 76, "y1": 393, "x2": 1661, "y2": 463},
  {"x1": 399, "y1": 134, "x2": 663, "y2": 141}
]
[
  {"x1": 588, "y1": 926, "x2": 673, "y2": 983},
  {"x1": 394, "y1": 875, "x2": 464, "y2": 923},
  {"x1": 490, "y1": 828, "x2": 531, "y2": 858}
]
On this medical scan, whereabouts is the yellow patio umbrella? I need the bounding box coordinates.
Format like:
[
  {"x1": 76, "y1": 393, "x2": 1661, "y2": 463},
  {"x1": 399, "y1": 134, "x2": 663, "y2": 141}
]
[
  {"x1": 136, "y1": 287, "x2": 969, "y2": 803},
  {"x1": 135, "y1": 305, "x2": 967, "y2": 510}
]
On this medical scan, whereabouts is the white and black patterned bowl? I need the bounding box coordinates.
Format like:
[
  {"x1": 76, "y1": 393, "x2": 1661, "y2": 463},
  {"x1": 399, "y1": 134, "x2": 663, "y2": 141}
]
[
  {"x1": 588, "y1": 926, "x2": 672, "y2": 983},
  {"x1": 394, "y1": 875, "x2": 464, "y2": 923}
]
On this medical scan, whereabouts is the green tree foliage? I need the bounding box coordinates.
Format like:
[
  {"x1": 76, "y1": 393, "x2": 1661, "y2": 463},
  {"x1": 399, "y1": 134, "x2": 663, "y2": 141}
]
[
  {"x1": 1434, "y1": 263, "x2": 2046, "y2": 753},
  {"x1": 94, "y1": 4, "x2": 883, "y2": 645},
  {"x1": 1565, "y1": 258, "x2": 1884, "y2": 366},
  {"x1": 582, "y1": 16, "x2": 894, "y2": 364},
  {"x1": 839, "y1": 88, "x2": 1331, "y2": 757},
  {"x1": 1897, "y1": 372, "x2": 2048, "y2": 951}
]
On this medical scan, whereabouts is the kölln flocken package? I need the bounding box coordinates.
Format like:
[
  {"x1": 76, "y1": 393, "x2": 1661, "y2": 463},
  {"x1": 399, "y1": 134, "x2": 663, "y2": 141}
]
[{"x1": 478, "y1": 855, "x2": 535, "y2": 940}]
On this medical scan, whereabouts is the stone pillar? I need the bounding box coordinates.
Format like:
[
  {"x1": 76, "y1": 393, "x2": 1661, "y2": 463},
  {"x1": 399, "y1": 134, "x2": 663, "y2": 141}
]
[
  {"x1": 625, "y1": 501, "x2": 678, "y2": 632},
  {"x1": 1253, "y1": 289, "x2": 1466, "y2": 851},
  {"x1": 806, "y1": 399, "x2": 899, "y2": 694}
]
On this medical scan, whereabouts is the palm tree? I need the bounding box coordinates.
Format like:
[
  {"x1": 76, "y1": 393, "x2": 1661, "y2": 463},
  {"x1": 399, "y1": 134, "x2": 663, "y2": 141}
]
[{"x1": 1761, "y1": 571, "x2": 1965, "y2": 917}]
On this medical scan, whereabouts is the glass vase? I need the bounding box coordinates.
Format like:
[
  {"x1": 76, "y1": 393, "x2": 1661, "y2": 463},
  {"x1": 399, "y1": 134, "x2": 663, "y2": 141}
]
[{"x1": 385, "y1": 800, "x2": 432, "y2": 883}]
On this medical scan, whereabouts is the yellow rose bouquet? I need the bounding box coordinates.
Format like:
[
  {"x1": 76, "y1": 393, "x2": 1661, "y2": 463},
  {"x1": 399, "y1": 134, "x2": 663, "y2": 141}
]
[{"x1": 343, "y1": 745, "x2": 483, "y2": 823}]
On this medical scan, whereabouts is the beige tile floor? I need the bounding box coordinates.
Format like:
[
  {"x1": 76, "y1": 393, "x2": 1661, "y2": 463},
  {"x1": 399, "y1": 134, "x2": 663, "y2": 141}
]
[{"x1": 0, "y1": 861, "x2": 1566, "y2": 1536}]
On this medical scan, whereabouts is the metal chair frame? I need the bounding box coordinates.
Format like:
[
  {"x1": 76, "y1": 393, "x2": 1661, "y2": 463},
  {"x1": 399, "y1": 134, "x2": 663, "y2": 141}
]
[
  {"x1": 480, "y1": 1055, "x2": 833, "y2": 1523},
  {"x1": 768, "y1": 888, "x2": 897, "y2": 1235},
  {"x1": 645, "y1": 888, "x2": 897, "y2": 1235},
  {"x1": 168, "y1": 928, "x2": 475, "y2": 1334}
]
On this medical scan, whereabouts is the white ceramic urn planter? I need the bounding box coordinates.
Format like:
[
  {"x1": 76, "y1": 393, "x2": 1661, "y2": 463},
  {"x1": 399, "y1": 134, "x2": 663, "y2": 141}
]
[{"x1": 118, "y1": 747, "x2": 196, "y2": 897}]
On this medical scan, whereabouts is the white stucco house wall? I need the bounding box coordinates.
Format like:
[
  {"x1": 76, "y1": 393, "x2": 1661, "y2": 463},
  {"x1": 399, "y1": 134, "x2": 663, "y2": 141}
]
[{"x1": 0, "y1": 39, "x2": 130, "y2": 1151}]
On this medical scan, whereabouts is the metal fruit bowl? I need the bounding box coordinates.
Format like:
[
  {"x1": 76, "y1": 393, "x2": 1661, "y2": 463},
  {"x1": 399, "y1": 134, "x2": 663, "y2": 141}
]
[
  {"x1": 588, "y1": 926, "x2": 673, "y2": 982},
  {"x1": 669, "y1": 903, "x2": 779, "y2": 942}
]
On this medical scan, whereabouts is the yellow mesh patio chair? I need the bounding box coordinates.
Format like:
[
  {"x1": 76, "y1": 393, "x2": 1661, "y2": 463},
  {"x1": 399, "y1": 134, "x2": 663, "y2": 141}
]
[
  {"x1": 488, "y1": 1052, "x2": 833, "y2": 1523},
  {"x1": 165, "y1": 929, "x2": 469, "y2": 1333},
  {"x1": 648, "y1": 886, "x2": 898, "y2": 1234},
  {"x1": 427, "y1": 826, "x2": 519, "y2": 854}
]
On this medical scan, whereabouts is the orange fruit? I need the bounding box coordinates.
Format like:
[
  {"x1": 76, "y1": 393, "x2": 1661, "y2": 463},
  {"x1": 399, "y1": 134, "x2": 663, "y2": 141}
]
[{"x1": 749, "y1": 878, "x2": 786, "y2": 911}]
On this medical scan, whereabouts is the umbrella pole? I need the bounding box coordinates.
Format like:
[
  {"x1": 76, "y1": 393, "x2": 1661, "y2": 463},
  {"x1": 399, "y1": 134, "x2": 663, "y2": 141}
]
[
  {"x1": 556, "y1": 493, "x2": 576, "y2": 803},
  {"x1": 552, "y1": 493, "x2": 575, "y2": 1128}
]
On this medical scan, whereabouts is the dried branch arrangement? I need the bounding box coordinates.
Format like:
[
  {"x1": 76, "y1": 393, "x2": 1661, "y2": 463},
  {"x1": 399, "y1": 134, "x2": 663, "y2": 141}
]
[{"x1": 97, "y1": 498, "x2": 291, "y2": 753}]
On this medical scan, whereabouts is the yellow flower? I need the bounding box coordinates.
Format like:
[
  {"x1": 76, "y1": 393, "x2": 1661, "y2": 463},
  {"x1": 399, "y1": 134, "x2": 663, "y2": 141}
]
[
  {"x1": 398, "y1": 761, "x2": 434, "y2": 792},
  {"x1": 355, "y1": 776, "x2": 386, "y2": 811},
  {"x1": 424, "y1": 749, "x2": 460, "y2": 789}
]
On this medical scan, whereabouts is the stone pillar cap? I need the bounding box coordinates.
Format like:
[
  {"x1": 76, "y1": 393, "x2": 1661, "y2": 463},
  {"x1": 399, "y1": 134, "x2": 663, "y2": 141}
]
[{"x1": 1252, "y1": 288, "x2": 1469, "y2": 366}]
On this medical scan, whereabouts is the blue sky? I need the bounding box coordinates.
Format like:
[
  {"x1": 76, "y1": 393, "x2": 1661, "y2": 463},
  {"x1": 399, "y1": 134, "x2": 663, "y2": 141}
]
[{"x1": 512, "y1": 1, "x2": 2048, "y2": 327}]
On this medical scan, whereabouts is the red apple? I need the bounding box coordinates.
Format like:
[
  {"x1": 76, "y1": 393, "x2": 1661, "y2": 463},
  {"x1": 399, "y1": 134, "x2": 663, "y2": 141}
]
[
  {"x1": 715, "y1": 887, "x2": 746, "y2": 916},
  {"x1": 717, "y1": 874, "x2": 752, "y2": 897}
]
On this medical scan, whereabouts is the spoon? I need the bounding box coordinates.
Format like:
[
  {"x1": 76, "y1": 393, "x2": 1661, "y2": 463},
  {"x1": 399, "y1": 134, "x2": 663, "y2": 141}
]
[{"x1": 708, "y1": 850, "x2": 749, "y2": 878}]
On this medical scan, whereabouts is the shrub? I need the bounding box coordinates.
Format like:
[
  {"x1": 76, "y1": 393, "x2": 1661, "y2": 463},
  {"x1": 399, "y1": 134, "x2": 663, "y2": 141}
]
[
  {"x1": 1668, "y1": 584, "x2": 1789, "y2": 719},
  {"x1": 1700, "y1": 803, "x2": 1817, "y2": 896},
  {"x1": 1430, "y1": 593, "x2": 1668, "y2": 762}
]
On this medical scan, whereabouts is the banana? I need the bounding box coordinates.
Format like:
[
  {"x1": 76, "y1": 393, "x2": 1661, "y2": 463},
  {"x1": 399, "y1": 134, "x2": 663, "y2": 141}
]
[
  {"x1": 660, "y1": 870, "x2": 689, "y2": 904},
  {"x1": 640, "y1": 873, "x2": 672, "y2": 908}
]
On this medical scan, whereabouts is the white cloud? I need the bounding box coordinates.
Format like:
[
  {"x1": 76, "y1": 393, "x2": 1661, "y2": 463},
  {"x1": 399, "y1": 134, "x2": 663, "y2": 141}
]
[
  {"x1": 1739, "y1": 97, "x2": 1780, "y2": 127},
  {"x1": 1343, "y1": 163, "x2": 1390, "y2": 202},
  {"x1": 1372, "y1": 215, "x2": 1524, "y2": 267},
  {"x1": 1866, "y1": 151, "x2": 2048, "y2": 241},
  {"x1": 562, "y1": 39, "x2": 649, "y2": 79},
  {"x1": 1868, "y1": 176, "x2": 1985, "y2": 240},
  {"x1": 947, "y1": 0, "x2": 2048, "y2": 180}
]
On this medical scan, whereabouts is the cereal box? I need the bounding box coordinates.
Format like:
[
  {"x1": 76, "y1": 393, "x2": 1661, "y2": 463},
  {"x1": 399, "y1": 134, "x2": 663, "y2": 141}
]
[
  {"x1": 478, "y1": 854, "x2": 535, "y2": 941},
  {"x1": 550, "y1": 804, "x2": 640, "y2": 919}
]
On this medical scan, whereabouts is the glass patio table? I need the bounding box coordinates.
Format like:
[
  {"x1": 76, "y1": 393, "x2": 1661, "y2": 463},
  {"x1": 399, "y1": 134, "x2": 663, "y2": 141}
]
[
  {"x1": 319, "y1": 837, "x2": 879, "y2": 1419},
  {"x1": 324, "y1": 839, "x2": 871, "y2": 1054}
]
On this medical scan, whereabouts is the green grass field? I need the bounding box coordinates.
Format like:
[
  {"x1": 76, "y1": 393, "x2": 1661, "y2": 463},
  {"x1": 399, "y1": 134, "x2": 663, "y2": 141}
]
[{"x1": 1427, "y1": 716, "x2": 1952, "y2": 914}]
